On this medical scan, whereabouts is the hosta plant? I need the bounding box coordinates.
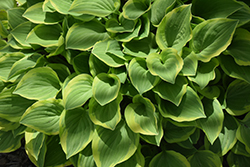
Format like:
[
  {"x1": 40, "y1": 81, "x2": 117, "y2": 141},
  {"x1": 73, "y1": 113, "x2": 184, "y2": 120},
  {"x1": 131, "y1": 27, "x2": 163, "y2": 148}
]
[{"x1": 1, "y1": 0, "x2": 250, "y2": 166}]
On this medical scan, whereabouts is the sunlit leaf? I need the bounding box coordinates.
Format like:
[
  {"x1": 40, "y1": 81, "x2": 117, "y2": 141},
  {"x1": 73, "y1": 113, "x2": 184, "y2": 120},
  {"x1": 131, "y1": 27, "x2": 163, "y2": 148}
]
[
  {"x1": 92, "y1": 120, "x2": 139, "y2": 167},
  {"x1": 0, "y1": 130, "x2": 23, "y2": 153}
]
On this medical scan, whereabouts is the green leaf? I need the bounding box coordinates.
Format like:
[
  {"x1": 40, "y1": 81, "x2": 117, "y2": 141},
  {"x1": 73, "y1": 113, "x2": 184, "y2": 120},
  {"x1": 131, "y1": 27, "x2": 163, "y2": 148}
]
[
  {"x1": 188, "y1": 150, "x2": 222, "y2": 167},
  {"x1": 136, "y1": 13, "x2": 150, "y2": 40},
  {"x1": 180, "y1": 51, "x2": 198, "y2": 76},
  {"x1": 92, "y1": 39, "x2": 125, "y2": 67},
  {"x1": 236, "y1": 112, "x2": 250, "y2": 151},
  {"x1": 110, "y1": 66, "x2": 127, "y2": 84},
  {"x1": 0, "y1": 117, "x2": 20, "y2": 131},
  {"x1": 106, "y1": 14, "x2": 137, "y2": 33},
  {"x1": 23, "y1": 2, "x2": 63, "y2": 24},
  {"x1": 146, "y1": 48, "x2": 184, "y2": 84},
  {"x1": 163, "y1": 120, "x2": 196, "y2": 143},
  {"x1": 8, "y1": 53, "x2": 41, "y2": 80},
  {"x1": 205, "y1": 113, "x2": 238, "y2": 156},
  {"x1": 227, "y1": 28, "x2": 250, "y2": 66},
  {"x1": 140, "y1": 112, "x2": 163, "y2": 146},
  {"x1": 42, "y1": 0, "x2": 56, "y2": 12},
  {"x1": 20, "y1": 98, "x2": 63, "y2": 135},
  {"x1": 63, "y1": 74, "x2": 93, "y2": 110},
  {"x1": 70, "y1": 143, "x2": 97, "y2": 167},
  {"x1": 46, "y1": 63, "x2": 70, "y2": 82},
  {"x1": 190, "y1": 18, "x2": 238, "y2": 62},
  {"x1": 153, "y1": 76, "x2": 188, "y2": 106},
  {"x1": 125, "y1": 95, "x2": 158, "y2": 135},
  {"x1": 227, "y1": 152, "x2": 250, "y2": 167},
  {"x1": 225, "y1": 79, "x2": 250, "y2": 116},
  {"x1": 66, "y1": 20, "x2": 109, "y2": 51},
  {"x1": 228, "y1": 1, "x2": 250, "y2": 27},
  {"x1": 115, "y1": 19, "x2": 142, "y2": 42},
  {"x1": 156, "y1": 5, "x2": 192, "y2": 52},
  {"x1": 14, "y1": 67, "x2": 61, "y2": 100},
  {"x1": 188, "y1": 58, "x2": 219, "y2": 89},
  {"x1": 0, "y1": 130, "x2": 23, "y2": 153},
  {"x1": 149, "y1": 0, "x2": 176, "y2": 26},
  {"x1": 232, "y1": 141, "x2": 250, "y2": 157},
  {"x1": 122, "y1": 0, "x2": 151, "y2": 20},
  {"x1": 89, "y1": 54, "x2": 109, "y2": 77},
  {"x1": 0, "y1": 0, "x2": 15, "y2": 10},
  {"x1": 26, "y1": 24, "x2": 62, "y2": 47},
  {"x1": 123, "y1": 32, "x2": 158, "y2": 58},
  {"x1": 89, "y1": 94, "x2": 122, "y2": 130},
  {"x1": 25, "y1": 130, "x2": 46, "y2": 161},
  {"x1": 149, "y1": 150, "x2": 190, "y2": 167},
  {"x1": 92, "y1": 73, "x2": 120, "y2": 106},
  {"x1": 10, "y1": 21, "x2": 34, "y2": 48},
  {"x1": 0, "y1": 88, "x2": 35, "y2": 122},
  {"x1": 59, "y1": 107, "x2": 94, "y2": 159},
  {"x1": 128, "y1": 57, "x2": 159, "y2": 94},
  {"x1": 0, "y1": 21, "x2": 8, "y2": 38},
  {"x1": 49, "y1": 0, "x2": 74, "y2": 14},
  {"x1": 72, "y1": 52, "x2": 90, "y2": 74},
  {"x1": 116, "y1": 145, "x2": 145, "y2": 167},
  {"x1": 159, "y1": 86, "x2": 206, "y2": 122},
  {"x1": 92, "y1": 120, "x2": 139, "y2": 167},
  {"x1": 69, "y1": 0, "x2": 120, "y2": 17},
  {"x1": 191, "y1": 0, "x2": 243, "y2": 19},
  {"x1": 197, "y1": 98, "x2": 224, "y2": 144},
  {"x1": 7, "y1": 8, "x2": 28, "y2": 29},
  {"x1": 0, "y1": 52, "x2": 25, "y2": 81}
]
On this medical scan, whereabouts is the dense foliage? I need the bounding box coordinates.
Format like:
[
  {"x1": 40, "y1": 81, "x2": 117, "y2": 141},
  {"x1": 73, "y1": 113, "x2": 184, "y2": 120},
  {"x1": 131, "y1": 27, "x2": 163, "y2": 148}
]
[{"x1": 0, "y1": 0, "x2": 250, "y2": 166}]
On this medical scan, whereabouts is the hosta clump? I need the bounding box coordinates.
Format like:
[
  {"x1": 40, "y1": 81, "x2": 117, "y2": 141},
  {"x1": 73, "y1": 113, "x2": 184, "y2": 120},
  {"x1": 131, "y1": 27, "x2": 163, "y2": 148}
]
[{"x1": 1, "y1": 0, "x2": 250, "y2": 166}]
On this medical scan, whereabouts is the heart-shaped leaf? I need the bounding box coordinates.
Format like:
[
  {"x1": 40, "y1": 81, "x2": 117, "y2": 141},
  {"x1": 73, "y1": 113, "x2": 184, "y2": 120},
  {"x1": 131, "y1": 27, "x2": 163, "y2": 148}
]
[
  {"x1": 125, "y1": 95, "x2": 158, "y2": 135},
  {"x1": 89, "y1": 94, "x2": 122, "y2": 130},
  {"x1": 92, "y1": 73, "x2": 121, "y2": 106},
  {"x1": 147, "y1": 48, "x2": 183, "y2": 84},
  {"x1": 128, "y1": 57, "x2": 160, "y2": 94}
]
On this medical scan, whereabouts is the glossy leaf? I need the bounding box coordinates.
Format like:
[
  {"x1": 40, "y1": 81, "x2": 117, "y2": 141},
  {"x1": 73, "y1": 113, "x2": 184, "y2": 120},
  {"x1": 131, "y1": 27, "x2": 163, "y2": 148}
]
[
  {"x1": 63, "y1": 74, "x2": 93, "y2": 110},
  {"x1": 66, "y1": 20, "x2": 109, "y2": 51},
  {"x1": 92, "y1": 120, "x2": 139, "y2": 167},
  {"x1": 156, "y1": 5, "x2": 192, "y2": 52},
  {"x1": 49, "y1": 0, "x2": 74, "y2": 14},
  {"x1": 128, "y1": 58, "x2": 159, "y2": 94},
  {"x1": 20, "y1": 99, "x2": 64, "y2": 135},
  {"x1": 149, "y1": 150, "x2": 190, "y2": 167},
  {"x1": 92, "y1": 73, "x2": 120, "y2": 106},
  {"x1": 26, "y1": 24, "x2": 62, "y2": 47},
  {"x1": 227, "y1": 28, "x2": 250, "y2": 66},
  {"x1": 122, "y1": 0, "x2": 151, "y2": 20},
  {"x1": 197, "y1": 98, "x2": 224, "y2": 144},
  {"x1": 228, "y1": 1, "x2": 250, "y2": 27},
  {"x1": 92, "y1": 39, "x2": 125, "y2": 67},
  {"x1": 69, "y1": 0, "x2": 120, "y2": 17},
  {"x1": 190, "y1": 18, "x2": 238, "y2": 62},
  {"x1": 153, "y1": 76, "x2": 188, "y2": 106},
  {"x1": 180, "y1": 51, "x2": 198, "y2": 76},
  {"x1": 89, "y1": 94, "x2": 122, "y2": 130},
  {"x1": 125, "y1": 95, "x2": 158, "y2": 135},
  {"x1": 23, "y1": 2, "x2": 63, "y2": 24},
  {"x1": 14, "y1": 67, "x2": 61, "y2": 100},
  {"x1": 147, "y1": 48, "x2": 184, "y2": 84},
  {"x1": 60, "y1": 107, "x2": 94, "y2": 159},
  {"x1": 188, "y1": 150, "x2": 222, "y2": 167},
  {"x1": 149, "y1": 0, "x2": 176, "y2": 26},
  {"x1": 159, "y1": 86, "x2": 206, "y2": 122},
  {"x1": 225, "y1": 79, "x2": 250, "y2": 116}
]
